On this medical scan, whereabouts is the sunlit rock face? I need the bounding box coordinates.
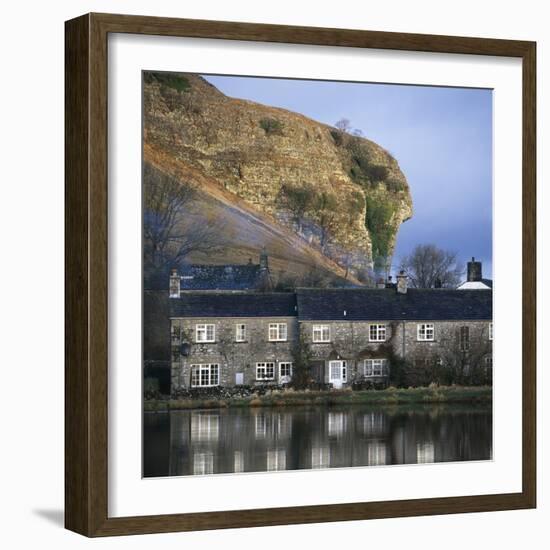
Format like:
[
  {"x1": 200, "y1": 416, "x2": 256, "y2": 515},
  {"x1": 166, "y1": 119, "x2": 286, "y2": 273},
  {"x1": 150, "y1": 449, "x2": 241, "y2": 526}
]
[{"x1": 143, "y1": 73, "x2": 412, "y2": 283}]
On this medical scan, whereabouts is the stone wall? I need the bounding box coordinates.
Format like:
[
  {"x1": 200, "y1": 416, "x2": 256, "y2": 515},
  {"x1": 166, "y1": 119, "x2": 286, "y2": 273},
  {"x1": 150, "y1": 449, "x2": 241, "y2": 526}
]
[
  {"x1": 171, "y1": 317, "x2": 492, "y2": 390},
  {"x1": 171, "y1": 316, "x2": 298, "y2": 389}
]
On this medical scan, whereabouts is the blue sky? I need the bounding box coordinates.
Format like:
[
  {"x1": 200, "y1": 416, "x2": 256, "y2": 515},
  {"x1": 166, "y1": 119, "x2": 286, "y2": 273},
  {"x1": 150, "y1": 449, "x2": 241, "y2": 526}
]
[{"x1": 203, "y1": 75, "x2": 493, "y2": 279}]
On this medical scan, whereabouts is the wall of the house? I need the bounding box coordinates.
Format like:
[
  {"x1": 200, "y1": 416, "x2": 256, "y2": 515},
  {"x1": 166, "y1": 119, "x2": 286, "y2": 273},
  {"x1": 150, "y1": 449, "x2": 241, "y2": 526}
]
[
  {"x1": 171, "y1": 316, "x2": 298, "y2": 390},
  {"x1": 171, "y1": 317, "x2": 492, "y2": 390}
]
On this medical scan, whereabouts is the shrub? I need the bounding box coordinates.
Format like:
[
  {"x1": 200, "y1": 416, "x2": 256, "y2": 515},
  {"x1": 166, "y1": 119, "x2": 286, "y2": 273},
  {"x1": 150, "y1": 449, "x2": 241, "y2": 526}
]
[
  {"x1": 330, "y1": 129, "x2": 344, "y2": 146},
  {"x1": 144, "y1": 71, "x2": 191, "y2": 93},
  {"x1": 144, "y1": 377, "x2": 160, "y2": 400},
  {"x1": 385, "y1": 177, "x2": 404, "y2": 192},
  {"x1": 259, "y1": 117, "x2": 284, "y2": 135}
]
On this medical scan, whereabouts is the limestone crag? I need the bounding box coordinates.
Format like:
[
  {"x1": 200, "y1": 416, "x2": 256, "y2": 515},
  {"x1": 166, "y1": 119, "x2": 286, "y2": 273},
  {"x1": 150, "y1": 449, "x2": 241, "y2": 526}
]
[{"x1": 143, "y1": 72, "x2": 413, "y2": 277}]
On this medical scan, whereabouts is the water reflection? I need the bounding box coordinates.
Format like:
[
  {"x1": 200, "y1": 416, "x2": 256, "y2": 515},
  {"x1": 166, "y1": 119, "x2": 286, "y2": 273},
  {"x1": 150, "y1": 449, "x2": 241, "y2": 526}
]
[{"x1": 143, "y1": 404, "x2": 492, "y2": 477}]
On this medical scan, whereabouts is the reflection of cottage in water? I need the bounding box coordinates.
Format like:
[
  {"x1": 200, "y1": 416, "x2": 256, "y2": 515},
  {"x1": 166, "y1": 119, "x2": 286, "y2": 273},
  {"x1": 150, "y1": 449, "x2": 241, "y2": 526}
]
[{"x1": 160, "y1": 406, "x2": 492, "y2": 477}]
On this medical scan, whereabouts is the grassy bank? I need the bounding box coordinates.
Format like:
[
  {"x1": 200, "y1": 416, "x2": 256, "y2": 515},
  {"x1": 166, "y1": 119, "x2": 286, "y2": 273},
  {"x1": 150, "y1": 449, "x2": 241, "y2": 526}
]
[{"x1": 144, "y1": 385, "x2": 492, "y2": 412}]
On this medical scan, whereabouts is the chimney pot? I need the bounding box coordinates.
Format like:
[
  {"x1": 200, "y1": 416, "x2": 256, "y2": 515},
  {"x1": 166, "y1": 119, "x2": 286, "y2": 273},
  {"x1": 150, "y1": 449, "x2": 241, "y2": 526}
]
[
  {"x1": 467, "y1": 257, "x2": 482, "y2": 282},
  {"x1": 396, "y1": 270, "x2": 408, "y2": 294},
  {"x1": 169, "y1": 268, "x2": 180, "y2": 298}
]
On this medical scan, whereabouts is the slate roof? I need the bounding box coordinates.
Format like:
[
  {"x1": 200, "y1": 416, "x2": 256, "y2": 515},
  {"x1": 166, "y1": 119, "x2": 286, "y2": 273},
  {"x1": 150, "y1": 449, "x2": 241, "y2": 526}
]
[
  {"x1": 180, "y1": 264, "x2": 265, "y2": 291},
  {"x1": 296, "y1": 288, "x2": 492, "y2": 321},
  {"x1": 170, "y1": 292, "x2": 297, "y2": 318}
]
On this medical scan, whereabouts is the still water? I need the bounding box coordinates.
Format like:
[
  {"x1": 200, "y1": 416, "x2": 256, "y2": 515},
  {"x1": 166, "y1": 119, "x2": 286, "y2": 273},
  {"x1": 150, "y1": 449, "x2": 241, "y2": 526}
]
[{"x1": 143, "y1": 404, "x2": 492, "y2": 477}]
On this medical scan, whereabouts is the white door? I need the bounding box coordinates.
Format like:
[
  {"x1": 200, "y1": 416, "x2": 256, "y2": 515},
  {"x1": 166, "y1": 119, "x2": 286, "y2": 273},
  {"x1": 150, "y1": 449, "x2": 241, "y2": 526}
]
[
  {"x1": 235, "y1": 372, "x2": 244, "y2": 385},
  {"x1": 329, "y1": 360, "x2": 347, "y2": 389}
]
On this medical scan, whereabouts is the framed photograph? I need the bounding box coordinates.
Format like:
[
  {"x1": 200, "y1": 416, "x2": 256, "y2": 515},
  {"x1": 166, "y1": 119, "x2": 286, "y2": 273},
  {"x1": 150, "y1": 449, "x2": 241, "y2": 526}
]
[{"x1": 65, "y1": 13, "x2": 536, "y2": 537}]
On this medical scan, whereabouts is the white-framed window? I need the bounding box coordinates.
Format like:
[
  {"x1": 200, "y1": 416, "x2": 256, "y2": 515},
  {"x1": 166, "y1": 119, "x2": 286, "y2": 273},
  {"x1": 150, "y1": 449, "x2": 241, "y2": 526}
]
[
  {"x1": 489, "y1": 322, "x2": 493, "y2": 340},
  {"x1": 369, "y1": 324, "x2": 387, "y2": 342},
  {"x1": 235, "y1": 323, "x2": 247, "y2": 342},
  {"x1": 256, "y1": 362, "x2": 275, "y2": 380},
  {"x1": 279, "y1": 362, "x2": 293, "y2": 380},
  {"x1": 363, "y1": 358, "x2": 388, "y2": 377},
  {"x1": 312, "y1": 324, "x2": 330, "y2": 342},
  {"x1": 268, "y1": 323, "x2": 287, "y2": 341},
  {"x1": 460, "y1": 326, "x2": 470, "y2": 351},
  {"x1": 417, "y1": 323, "x2": 435, "y2": 341},
  {"x1": 196, "y1": 323, "x2": 215, "y2": 342},
  {"x1": 190, "y1": 364, "x2": 219, "y2": 387}
]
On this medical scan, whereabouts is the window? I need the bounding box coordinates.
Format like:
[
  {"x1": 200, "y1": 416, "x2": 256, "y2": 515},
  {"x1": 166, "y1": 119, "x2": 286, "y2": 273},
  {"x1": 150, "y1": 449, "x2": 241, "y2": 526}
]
[
  {"x1": 196, "y1": 323, "x2": 215, "y2": 342},
  {"x1": 369, "y1": 324, "x2": 387, "y2": 342},
  {"x1": 256, "y1": 362, "x2": 275, "y2": 380},
  {"x1": 364, "y1": 358, "x2": 388, "y2": 377},
  {"x1": 489, "y1": 322, "x2": 493, "y2": 340},
  {"x1": 268, "y1": 323, "x2": 287, "y2": 341},
  {"x1": 417, "y1": 323, "x2": 435, "y2": 341},
  {"x1": 312, "y1": 324, "x2": 330, "y2": 342},
  {"x1": 190, "y1": 364, "x2": 219, "y2": 387},
  {"x1": 279, "y1": 362, "x2": 293, "y2": 380},
  {"x1": 460, "y1": 326, "x2": 470, "y2": 351},
  {"x1": 235, "y1": 323, "x2": 247, "y2": 342}
]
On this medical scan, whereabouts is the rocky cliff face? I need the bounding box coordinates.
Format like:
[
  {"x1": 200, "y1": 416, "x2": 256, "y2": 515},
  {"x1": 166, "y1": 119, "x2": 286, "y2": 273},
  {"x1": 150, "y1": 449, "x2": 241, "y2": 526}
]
[{"x1": 143, "y1": 72, "x2": 412, "y2": 281}]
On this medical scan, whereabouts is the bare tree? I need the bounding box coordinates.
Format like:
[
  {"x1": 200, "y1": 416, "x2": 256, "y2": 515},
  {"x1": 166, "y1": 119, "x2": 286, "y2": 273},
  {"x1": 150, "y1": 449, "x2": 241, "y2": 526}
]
[
  {"x1": 335, "y1": 118, "x2": 352, "y2": 133},
  {"x1": 399, "y1": 244, "x2": 463, "y2": 288},
  {"x1": 437, "y1": 324, "x2": 493, "y2": 385},
  {"x1": 143, "y1": 163, "x2": 224, "y2": 276}
]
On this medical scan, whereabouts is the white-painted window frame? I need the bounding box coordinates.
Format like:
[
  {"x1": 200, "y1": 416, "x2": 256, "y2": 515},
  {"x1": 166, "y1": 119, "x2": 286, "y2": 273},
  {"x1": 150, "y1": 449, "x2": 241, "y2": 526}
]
[
  {"x1": 190, "y1": 363, "x2": 220, "y2": 387},
  {"x1": 417, "y1": 323, "x2": 435, "y2": 341},
  {"x1": 363, "y1": 358, "x2": 388, "y2": 377},
  {"x1": 312, "y1": 324, "x2": 331, "y2": 343},
  {"x1": 235, "y1": 323, "x2": 247, "y2": 342},
  {"x1": 279, "y1": 362, "x2": 293, "y2": 380},
  {"x1": 256, "y1": 362, "x2": 276, "y2": 380},
  {"x1": 268, "y1": 322, "x2": 287, "y2": 342},
  {"x1": 369, "y1": 323, "x2": 387, "y2": 342},
  {"x1": 195, "y1": 323, "x2": 215, "y2": 343}
]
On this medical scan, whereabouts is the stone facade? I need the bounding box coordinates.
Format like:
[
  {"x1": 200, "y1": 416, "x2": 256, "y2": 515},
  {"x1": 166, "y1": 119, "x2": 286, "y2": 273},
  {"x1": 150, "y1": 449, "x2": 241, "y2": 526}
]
[
  {"x1": 171, "y1": 315, "x2": 492, "y2": 390},
  {"x1": 171, "y1": 316, "x2": 298, "y2": 390}
]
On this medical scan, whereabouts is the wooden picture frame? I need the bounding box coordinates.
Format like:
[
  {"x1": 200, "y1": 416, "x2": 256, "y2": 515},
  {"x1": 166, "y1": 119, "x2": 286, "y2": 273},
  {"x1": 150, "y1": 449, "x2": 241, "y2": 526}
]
[{"x1": 65, "y1": 12, "x2": 536, "y2": 537}]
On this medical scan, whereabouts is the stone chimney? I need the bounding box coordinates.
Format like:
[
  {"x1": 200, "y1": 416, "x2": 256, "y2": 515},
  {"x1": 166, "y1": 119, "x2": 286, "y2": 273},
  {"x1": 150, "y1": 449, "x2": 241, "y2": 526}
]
[
  {"x1": 259, "y1": 247, "x2": 269, "y2": 270},
  {"x1": 169, "y1": 268, "x2": 180, "y2": 298},
  {"x1": 467, "y1": 257, "x2": 482, "y2": 282},
  {"x1": 396, "y1": 270, "x2": 408, "y2": 294}
]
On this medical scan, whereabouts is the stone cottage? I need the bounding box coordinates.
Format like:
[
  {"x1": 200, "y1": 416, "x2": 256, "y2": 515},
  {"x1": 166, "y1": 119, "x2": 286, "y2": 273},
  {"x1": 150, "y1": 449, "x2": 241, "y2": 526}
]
[{"x1": 169, "y1": 268, "x2": 493, "y2": 391}]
